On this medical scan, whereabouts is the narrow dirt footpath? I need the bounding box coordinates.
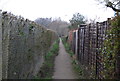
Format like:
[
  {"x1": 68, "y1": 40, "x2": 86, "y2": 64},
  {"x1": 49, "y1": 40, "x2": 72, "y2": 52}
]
[{"x1": 52, "y1": 38, "x2": 78, "y2": 79}]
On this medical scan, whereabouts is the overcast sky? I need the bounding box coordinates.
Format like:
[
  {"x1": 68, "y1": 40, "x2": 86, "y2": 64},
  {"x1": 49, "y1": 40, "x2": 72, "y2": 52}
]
[{"x1": 0, "y1": 0, "x2": 114, "y2": 22}]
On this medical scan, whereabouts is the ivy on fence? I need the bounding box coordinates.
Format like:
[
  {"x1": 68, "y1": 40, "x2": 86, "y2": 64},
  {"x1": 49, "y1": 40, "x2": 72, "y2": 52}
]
[
  {"x1": 102, "y1": 16, "x2": 120, "y2": 79},
  {"x1": 68, "y1": 16, "x2": 120, "y2": 79}
]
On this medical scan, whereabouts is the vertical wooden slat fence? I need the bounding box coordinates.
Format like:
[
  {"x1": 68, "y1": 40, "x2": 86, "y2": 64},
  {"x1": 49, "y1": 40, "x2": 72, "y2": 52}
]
[
  {"x1": 69, "y1": 19, "x2": 119, "y2": 79},
  {"x1": 78, "y1": 25, "x2": 86, "y2": 64}
]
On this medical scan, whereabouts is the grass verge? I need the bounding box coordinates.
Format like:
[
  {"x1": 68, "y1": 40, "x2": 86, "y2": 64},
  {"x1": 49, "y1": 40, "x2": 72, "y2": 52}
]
[
  {"x1": 34, "y1": 39, "x2": 59, "y2": 79},
  {"x1": 62, "y1": 37, "x2": 74, "y2": 57}
]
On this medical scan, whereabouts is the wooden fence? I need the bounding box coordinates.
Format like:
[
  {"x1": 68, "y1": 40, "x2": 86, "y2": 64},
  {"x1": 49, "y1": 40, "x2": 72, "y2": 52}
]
[{"x1": 68, "y1": 18, "x2": 120, "y2": 79}]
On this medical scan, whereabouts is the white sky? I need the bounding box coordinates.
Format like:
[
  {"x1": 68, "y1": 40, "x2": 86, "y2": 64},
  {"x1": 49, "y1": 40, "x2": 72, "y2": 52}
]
[{"x1": 0, "y1": 0, "x2": 114, "y2": 22}]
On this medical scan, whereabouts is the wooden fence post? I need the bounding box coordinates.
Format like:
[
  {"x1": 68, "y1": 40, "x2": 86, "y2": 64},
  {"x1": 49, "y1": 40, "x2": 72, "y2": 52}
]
[{"x1": 95, "y1": 22, "x2": 99, "y2": 79}]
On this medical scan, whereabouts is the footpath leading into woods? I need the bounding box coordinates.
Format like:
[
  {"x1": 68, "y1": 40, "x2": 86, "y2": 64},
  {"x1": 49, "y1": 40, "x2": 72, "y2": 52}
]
[{"x1": 52, "y1": 38, "x2": 78, "y2": 79}]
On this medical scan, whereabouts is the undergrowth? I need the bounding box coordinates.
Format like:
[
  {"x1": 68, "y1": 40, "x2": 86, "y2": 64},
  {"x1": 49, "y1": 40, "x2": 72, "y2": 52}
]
[
  {"x1": 34, "y1": 39, "x2": 59, "y2": 79},
  {"x1": 62, "y1": 37, "x2": 74, "y2": 57}
]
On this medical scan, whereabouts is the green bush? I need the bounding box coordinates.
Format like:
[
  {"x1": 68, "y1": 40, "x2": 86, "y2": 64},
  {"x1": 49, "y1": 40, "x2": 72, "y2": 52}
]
[{"x1": 101, "y1": 16, "x2": 120, "y2": 79}]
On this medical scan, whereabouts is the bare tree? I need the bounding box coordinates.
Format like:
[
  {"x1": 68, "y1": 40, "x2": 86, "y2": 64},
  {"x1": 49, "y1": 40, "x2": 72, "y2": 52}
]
[
  {"x1": 97, "y1": 0, "x2": 120, "y2": 12},
  {"x1": 35, "y1": 17, "x2": 69, "y2": 36},
  {"x1": 35, "y1": 18, "x2": 52, "y2": 28}
]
